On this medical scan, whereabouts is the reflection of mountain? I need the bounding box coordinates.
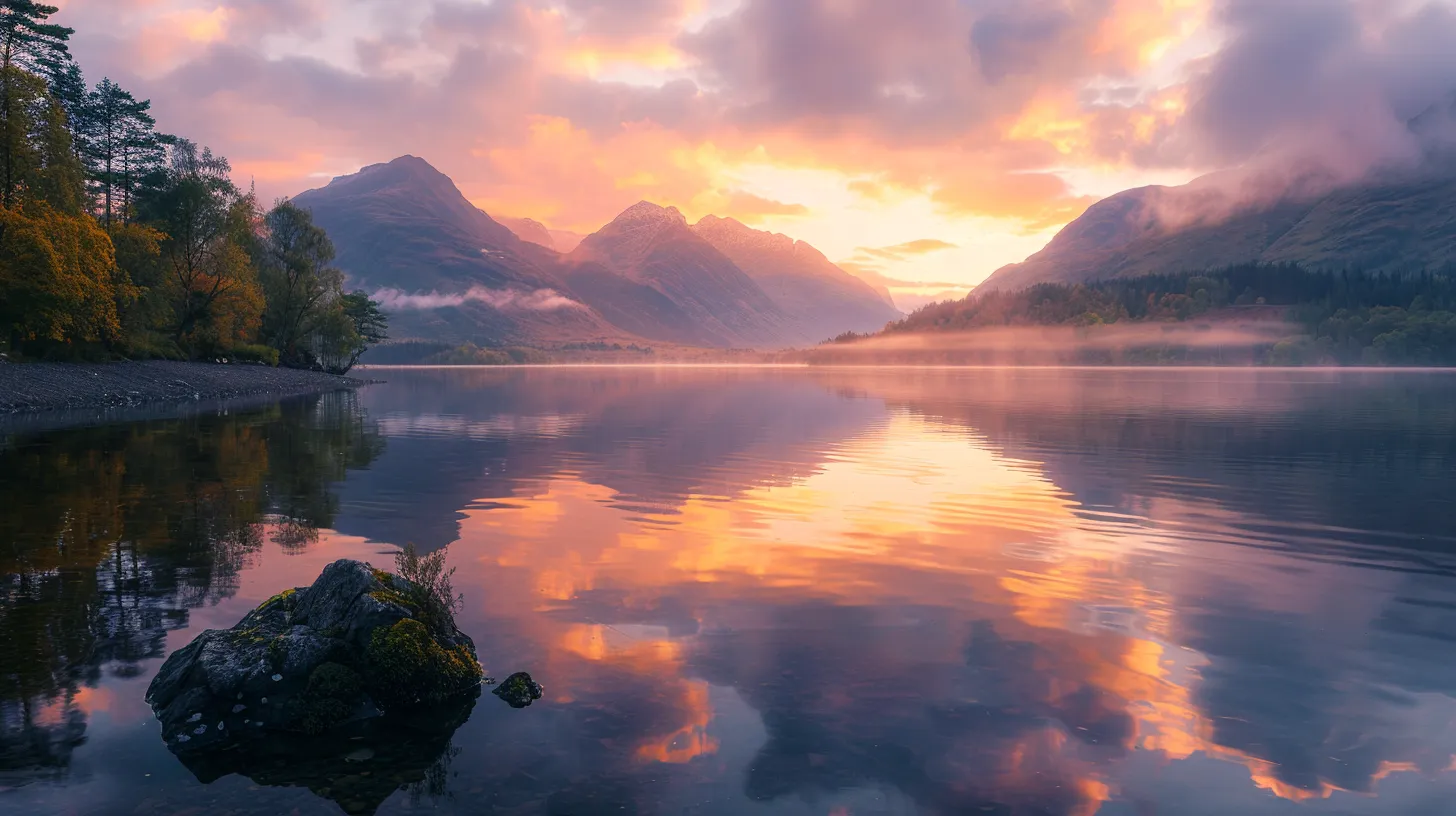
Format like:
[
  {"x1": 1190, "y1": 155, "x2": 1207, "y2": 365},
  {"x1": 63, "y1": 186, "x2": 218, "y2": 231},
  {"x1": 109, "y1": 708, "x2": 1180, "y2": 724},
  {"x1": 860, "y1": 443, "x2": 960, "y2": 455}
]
[
  {"x1": 332, "y1": 368, "x2": 884, "y2": 549},
  {"x1": 802, "y1": 368, "x2": 1456, "y2": 801},
  {"x1": 0, "y1": 393, "x2": 382, "y2": 788},
  {"x1": 10, "y1": 369, "x2": 1456, "y2": 813},
  {"x1": 343, "y1": 367, "x2": 1456, "y2": 811},
  {"x1": 835, "y1": 368, "x2": 1456, "y2": 552}
]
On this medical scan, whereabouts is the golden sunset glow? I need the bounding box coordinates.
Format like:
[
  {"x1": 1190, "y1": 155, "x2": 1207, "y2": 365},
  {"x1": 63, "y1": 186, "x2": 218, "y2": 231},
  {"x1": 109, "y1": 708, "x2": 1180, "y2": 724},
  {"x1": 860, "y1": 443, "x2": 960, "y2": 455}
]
[
  {"x1": 351, "y1": 402, "x2": 1453, "y2": 809},
  {"x1": 51, "y1": 0, "x2": 1257, "y2": 291}
]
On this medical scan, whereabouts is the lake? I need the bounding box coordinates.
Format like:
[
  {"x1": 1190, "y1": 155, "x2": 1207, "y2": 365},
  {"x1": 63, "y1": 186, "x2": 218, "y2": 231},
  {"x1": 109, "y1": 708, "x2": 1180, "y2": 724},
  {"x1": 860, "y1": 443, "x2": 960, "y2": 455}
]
[{"x1": 4, "y1": 366, "x2": 1456, "y2": 815}]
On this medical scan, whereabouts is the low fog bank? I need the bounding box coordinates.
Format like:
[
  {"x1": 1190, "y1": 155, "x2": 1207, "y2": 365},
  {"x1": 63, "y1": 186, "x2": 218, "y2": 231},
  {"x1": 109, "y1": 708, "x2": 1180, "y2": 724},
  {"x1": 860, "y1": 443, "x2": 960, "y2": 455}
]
[{"x1": 805, "y1": 322, "x2": 1300, "y2": 366}]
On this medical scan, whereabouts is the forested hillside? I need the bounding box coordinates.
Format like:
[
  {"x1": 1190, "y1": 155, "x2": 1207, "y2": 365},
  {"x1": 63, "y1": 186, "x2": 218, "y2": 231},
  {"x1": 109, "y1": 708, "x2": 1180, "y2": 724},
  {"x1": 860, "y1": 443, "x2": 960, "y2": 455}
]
[
  {"x1": 0, "y1": 1, "x2": 385, "y2": 372},
  {"x1": 840, "y1": 265, "x2": 1456, "y2": 366}
]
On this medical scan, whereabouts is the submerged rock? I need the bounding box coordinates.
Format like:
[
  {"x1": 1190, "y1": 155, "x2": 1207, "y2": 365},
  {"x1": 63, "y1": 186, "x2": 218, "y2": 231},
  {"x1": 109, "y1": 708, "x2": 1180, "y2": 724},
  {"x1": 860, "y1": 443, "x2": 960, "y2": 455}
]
[
  {"x1": 145, "y1": 558, "x2": 483, "y2": 753},
  {"x1": 492, "y1": 672, "x2": 544, "y2": 708}
]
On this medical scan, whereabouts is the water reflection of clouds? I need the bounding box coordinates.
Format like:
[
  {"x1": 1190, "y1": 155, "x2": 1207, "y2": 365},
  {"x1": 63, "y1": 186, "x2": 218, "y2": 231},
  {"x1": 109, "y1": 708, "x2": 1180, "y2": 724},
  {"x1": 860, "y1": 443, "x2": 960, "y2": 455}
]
[
  {"x1": 10, "y1": 369, "x2": 1456, "y2": 814},
  {"x1": 432, "y1": 380, "x2": 1456, "y2": 813}
]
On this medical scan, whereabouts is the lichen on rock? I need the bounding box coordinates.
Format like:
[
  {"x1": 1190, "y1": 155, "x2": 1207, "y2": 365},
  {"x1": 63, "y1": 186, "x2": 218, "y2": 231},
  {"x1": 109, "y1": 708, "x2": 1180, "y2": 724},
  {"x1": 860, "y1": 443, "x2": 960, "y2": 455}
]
[{"x1": 144, "y1": 558, "x2": 483, "y2": 754}]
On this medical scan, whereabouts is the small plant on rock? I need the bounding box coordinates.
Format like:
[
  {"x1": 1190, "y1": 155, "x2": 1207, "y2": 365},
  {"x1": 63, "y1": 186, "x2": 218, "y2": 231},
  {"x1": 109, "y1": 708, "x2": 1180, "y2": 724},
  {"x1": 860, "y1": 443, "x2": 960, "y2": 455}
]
[{"x1": 394, "y1": 543, "x2": 463, "y2": 635}]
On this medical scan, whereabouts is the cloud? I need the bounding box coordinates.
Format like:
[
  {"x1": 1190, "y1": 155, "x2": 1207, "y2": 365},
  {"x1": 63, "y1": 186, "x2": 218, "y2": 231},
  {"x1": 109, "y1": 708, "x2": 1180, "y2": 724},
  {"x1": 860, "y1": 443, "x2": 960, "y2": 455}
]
[
  {"x1": 53, "y1": 0, "x2": 1456, "y2": 283},
  {"x1": 371, "y1": 286, "x2": 584, "y2": 312},
  {"x1": 855, "y1": 238, "x2": 959, "y2": 261},
  {"x1": 1171, "y1": 0, "x2": 1456, "y2": 176},
  {"x1": 713, "y1": 190, "x2": 809, "y2": 222}
]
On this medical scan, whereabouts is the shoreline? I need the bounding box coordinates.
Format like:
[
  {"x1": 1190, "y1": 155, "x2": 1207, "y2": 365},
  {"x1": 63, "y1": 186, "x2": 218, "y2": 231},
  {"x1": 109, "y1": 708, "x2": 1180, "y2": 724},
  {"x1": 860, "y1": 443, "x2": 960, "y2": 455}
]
[{"x1": 0, "y1": 360, "x2": 374, "y2": 418}]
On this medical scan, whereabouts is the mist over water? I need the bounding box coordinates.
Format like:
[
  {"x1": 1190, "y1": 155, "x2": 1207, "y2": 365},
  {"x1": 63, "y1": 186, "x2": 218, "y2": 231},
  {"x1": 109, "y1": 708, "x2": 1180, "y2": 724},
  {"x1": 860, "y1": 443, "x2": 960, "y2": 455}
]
[
  {"x1": 370, "y1": 286, "x2": 583, "y2": 312},
  {"x1": 809, "y1": 323, "x2": 1297, "y2": 366},
  {"x1": 4, "y1": 367, "x2": 1456, "y2": 815}
]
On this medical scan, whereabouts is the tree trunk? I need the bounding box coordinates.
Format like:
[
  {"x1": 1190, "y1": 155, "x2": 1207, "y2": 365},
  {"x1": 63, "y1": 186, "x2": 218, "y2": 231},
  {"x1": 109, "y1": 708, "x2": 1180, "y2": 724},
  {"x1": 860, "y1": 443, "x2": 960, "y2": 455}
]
[{"x1": 1, "y1": 42, "x2": 14, "y2": 210}]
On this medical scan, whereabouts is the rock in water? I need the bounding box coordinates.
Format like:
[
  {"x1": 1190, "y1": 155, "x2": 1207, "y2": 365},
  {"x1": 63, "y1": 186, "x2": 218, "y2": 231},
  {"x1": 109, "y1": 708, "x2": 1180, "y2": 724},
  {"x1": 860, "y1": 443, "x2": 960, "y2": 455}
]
[
  {"x1": 492, "y1": 672, "x2": 544, "y2": 708},
  {"x1": 145, "y1": 559, "x2": 483, "y2": 753}
]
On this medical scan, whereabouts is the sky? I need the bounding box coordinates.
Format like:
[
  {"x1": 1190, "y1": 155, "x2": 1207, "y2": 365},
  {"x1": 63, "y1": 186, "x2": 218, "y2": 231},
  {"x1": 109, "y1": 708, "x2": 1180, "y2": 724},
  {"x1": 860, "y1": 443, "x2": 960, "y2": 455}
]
[{"x1": 56, "y1": 0, "x2": 1456, "y2": 295}]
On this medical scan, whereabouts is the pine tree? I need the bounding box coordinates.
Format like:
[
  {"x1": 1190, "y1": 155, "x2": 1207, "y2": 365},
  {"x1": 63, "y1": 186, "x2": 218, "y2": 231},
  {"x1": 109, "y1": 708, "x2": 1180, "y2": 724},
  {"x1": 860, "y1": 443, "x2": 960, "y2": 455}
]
[
  {"x1": 117, "y1": 95, "x2": 160, "y2": 224},
  {"x1": 0, "y1": 0, "x2": 72, "y2": 208},
  {"x1": 76, "y1": 76, "x2": 164, "y2": 225},
  {"x1": 83, "y1": 78, "x2": 155, "y2": 227},
  {"x1": 40, "y1": 51, "x2": 83, "y2": 146}
]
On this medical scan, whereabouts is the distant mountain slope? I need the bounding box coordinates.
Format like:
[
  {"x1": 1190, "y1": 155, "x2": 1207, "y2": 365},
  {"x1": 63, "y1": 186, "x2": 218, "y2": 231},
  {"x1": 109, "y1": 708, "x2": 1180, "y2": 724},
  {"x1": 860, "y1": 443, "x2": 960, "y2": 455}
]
[
  {"x1": 983, "y1": 95, "x2": 1456, "y2": 293},
  {"x1": 290, "y1": 156, "x2": 621, "y2": 345},
  {"x1": 568, "y1": 203, "x2": 802, "y2": 348},
  {"x1": 548, "y1": 229, "x2": 587, "y2": 253},
  {"x1": 836, "y1": 266, "x2": 898, "y2": 308},
  {"x1": 496, "y1": 215, "x2": 587, "y2": 254},
  {"x1": 981, "y1": 168, "x2": 1456, "y2": 291},
  {"x1": 691, "y1": 216, "x2": 900, "y2": 340},
  {"x1": 497, "y1": 216, "x2": 557, "y2": 250},
  {"x1": 294, "y1": 157, "x2": 899, "y2": 350}
]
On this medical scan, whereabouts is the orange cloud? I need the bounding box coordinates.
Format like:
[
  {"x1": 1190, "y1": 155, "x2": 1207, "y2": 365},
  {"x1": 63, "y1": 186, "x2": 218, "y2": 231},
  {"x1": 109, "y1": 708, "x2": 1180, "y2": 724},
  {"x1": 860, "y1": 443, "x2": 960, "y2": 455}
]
[
  {"x1": 855, "y1": 238, "x2": 958, "y2": 260},
  {"x1": 71, "y1": 0, "x2": 1411, "y2": 284},
  {"x1": 712, "y1": 190, "x2": 808, "y2": 223}
]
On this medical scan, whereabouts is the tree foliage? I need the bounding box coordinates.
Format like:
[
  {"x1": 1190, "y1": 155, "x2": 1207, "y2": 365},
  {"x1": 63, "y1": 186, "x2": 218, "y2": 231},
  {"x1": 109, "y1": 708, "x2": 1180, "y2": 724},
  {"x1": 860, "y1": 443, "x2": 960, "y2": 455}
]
[
  {"x1": 0, "y1": 6, "x2": 387, "y2": 367},
  {"x1": 880, "y1": 264, "x2": 1456, "y2": 366},
  {"x1": 1, "y1": 0, "x2": 71, "y2": 208},
  {"x1": 255, "y1": 200, "x2": 344, "y2": 366}
]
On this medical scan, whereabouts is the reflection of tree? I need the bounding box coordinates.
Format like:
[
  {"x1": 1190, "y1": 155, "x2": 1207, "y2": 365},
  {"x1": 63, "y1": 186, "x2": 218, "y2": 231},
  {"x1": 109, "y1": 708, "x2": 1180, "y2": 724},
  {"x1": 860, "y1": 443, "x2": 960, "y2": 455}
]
[{"x1": 0, "y1": 392, "x2": 382, "y2": 786}]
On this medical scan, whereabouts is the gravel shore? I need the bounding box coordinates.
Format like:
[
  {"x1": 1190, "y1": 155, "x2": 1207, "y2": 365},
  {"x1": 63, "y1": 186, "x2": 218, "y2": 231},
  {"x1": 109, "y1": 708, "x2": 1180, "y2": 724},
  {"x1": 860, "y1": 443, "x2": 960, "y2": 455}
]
[{"x1": 0, "y1": 360, "x2": 370, "y2": 416}]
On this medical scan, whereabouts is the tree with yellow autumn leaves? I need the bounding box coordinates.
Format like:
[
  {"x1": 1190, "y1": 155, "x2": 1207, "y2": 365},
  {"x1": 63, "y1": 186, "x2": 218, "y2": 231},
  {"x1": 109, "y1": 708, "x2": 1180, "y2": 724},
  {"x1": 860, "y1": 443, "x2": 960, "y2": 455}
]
[{"x1": 0, "y1": 1, "x2": 385, "y2": 370}]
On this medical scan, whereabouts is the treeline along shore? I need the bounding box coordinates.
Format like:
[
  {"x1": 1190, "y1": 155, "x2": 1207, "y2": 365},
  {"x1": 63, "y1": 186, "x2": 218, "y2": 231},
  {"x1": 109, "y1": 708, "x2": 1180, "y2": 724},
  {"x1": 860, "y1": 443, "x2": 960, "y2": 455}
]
[
  {"x1": 0, "y1": 359, "x2": 368, "y2": 416},
  {"x1": 1, "y1": 3, "x2": 387, "y2": 373}
]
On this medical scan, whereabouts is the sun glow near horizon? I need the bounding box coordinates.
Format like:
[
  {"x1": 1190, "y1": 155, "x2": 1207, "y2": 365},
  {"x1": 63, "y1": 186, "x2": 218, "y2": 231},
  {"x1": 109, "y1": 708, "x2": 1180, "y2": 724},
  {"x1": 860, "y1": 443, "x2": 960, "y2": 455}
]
[{"x1": 56, "y1": 0, "x2": 1242, "y2": 289}]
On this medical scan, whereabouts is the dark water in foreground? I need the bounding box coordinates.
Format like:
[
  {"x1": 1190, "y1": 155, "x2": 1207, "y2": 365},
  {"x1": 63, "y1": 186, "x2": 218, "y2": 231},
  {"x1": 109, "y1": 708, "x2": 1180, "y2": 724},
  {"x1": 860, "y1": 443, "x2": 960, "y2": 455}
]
[{"x1": 4, "y1": 367, "x2": 1456, "y2": 816}]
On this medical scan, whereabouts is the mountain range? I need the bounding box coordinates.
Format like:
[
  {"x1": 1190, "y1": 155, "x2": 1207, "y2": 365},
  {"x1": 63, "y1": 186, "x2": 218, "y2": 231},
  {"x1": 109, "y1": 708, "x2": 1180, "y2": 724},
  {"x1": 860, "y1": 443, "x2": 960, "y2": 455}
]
[
  {"x1": 291, "y1": 156, "x2": 899, "y2": 350},
  {"x1": 983, "y1": 95, "x2": 1456, "y2": 292}
]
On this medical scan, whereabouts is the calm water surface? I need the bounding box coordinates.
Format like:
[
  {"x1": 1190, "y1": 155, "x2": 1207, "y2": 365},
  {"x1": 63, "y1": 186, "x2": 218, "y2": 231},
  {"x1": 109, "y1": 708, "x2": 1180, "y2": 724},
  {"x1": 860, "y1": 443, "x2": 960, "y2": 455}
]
[{"x1": 4, "y1": 367, "x2": 1456, "y2": 815}]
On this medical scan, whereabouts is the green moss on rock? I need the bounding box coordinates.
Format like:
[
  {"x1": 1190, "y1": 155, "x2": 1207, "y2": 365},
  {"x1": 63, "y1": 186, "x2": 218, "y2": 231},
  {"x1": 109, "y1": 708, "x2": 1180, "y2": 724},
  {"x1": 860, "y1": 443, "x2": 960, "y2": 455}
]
[
  {"x1": 301, "y1": 662, "x2": 364, "y2": 735},
  {"x1": 367, "y1": 588, "x2": 415, "y2": 612},
  {"x1": 364, "y1": 619, "x2": 482, "y2": 711},
  {"x1": 258, "y1": 588, "x2": 296, "y2": 611}
]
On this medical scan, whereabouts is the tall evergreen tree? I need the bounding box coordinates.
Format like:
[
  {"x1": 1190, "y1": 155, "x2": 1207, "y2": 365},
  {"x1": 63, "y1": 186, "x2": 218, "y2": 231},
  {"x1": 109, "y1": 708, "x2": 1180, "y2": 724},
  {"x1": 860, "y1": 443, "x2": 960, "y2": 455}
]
[
  {"x1": 0, "y1": 0, "x2": 72, "y2": 208},
  {"x1": 40, "y1": 51, "x2": 83, "y2": 149},
  {"x1": 117, "y1": 98, "x2": 161, "y2": 224},
  {"x1": 83, "y1": 78, "x2": 154, "y2": 227}
]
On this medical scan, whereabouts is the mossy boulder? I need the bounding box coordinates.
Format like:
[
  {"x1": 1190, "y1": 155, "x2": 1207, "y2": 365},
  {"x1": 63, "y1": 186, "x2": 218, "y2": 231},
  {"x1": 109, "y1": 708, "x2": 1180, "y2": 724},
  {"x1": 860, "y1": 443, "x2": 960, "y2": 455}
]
[
  {"x1": 145, "y1": 558, "x2": 482, "y2": 754},
  {"x1": 492, "y1": 672, "x2": 544, "y2": 708}
]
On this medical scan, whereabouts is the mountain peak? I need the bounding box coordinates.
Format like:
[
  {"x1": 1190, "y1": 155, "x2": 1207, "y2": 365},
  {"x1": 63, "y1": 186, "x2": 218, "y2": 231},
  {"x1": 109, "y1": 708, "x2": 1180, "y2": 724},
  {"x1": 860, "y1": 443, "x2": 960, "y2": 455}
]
[
  {"x1": 694, "y1": 214, "x2": 745, "y2": 230},
  {"x1": 613, "y1": 200, "x2": 687, "y2": 227},
  {"x1": 319, "y1": 155, "x2": 453, "y2": 194},
  {"x1": 692, "y1": 215, "x2": 795, "y2": 254},
  {"x1": 572, "y1": 201, "x2": 693, "y2": 269}
]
